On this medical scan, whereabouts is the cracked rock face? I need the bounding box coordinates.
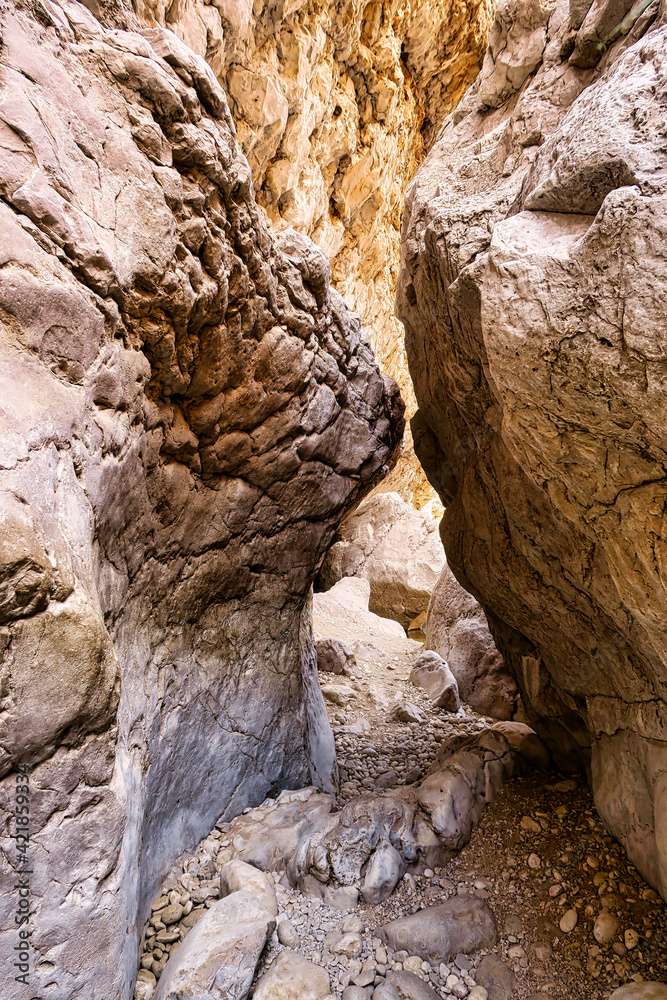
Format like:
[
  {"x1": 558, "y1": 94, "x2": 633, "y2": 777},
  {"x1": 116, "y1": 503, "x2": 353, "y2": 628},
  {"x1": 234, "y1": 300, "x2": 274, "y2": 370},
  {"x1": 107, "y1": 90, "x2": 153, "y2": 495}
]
[
  {"x1": 0, "y1": 2, "x2": 402, "y2": 998},
  {"x1": 133, "y1": 0, "x2": 494, "y2": 506},
  {"x1": 398, "y1": 0, "x2": 667, "y2": 899}
]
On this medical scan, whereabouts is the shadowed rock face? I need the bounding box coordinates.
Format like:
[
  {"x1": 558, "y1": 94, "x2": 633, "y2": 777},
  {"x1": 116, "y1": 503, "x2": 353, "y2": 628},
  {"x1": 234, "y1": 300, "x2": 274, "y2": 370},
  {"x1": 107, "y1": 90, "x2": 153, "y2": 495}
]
[
  {"x1": 0, "y1": 3, "x2": 402, "y2": 997},
  {"x1": 398, "y1": 0, "x2": 667, "y2": 899},
  {"x1": 133, "y1": 0, "x2": 495, "y2": 507}
]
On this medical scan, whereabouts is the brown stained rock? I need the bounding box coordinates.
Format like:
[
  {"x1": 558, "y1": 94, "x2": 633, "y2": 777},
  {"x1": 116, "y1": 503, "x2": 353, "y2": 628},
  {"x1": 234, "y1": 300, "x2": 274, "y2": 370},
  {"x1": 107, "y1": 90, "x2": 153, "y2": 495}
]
[
  {"x1": 146, "y1": 0, "x2": 495, "y2": 508},
  {"x1": 398, "y1": 0, "x2": 667, "y2": 900},
  {"x1": 316, "y1": 638, "x2": 358, "y2": 676},
  {"x1": 610, "y1": 985, "x2": 667, "y2": 1000},
  {"x1": 0, "y1": 3, "x2": 403, "y2": 998}
]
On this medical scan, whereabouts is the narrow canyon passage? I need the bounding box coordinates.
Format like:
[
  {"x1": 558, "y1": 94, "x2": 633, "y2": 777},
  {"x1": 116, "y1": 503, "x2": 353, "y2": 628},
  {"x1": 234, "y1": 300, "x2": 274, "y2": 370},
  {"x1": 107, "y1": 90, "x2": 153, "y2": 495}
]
[{"x1": 0, "y1": 1, "x2": 666, "y2": 1000}]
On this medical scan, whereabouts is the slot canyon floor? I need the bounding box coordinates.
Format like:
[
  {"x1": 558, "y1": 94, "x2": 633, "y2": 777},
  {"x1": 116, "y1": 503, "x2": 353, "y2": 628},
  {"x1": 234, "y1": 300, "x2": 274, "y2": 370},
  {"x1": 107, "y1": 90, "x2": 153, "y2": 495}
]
[{"x1": 137, "y1": 599, "x2": 667, "y2": 1000}]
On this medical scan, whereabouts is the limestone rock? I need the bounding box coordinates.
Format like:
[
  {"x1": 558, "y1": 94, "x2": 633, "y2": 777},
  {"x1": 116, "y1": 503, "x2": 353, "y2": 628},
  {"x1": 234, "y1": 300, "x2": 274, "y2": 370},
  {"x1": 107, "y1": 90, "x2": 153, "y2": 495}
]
[
  {"x1": 391, "y1": 701, "x2": 427, "y2": 724},
  {"x1": 154, "y1": 890, "x2": 275, "y2": 1000},
  {"x1": 320, "y1": 492, "x2": 445, "y2": 628},
  {"x1": 145, "y1": 0, "x2": 495, "y2": 507},
  {"x1": 134, "y1": 970, "x2": 157, "y2": 1000},
  {"x1": 219, "y1": 860, "x2": 278, "y2": 918},
  {"x1": 252, "y1": 950, "x2": 331, "y2": 1000},
  {"x1": 610, "y1": 986, "x2": 667, "y2": 1000},
  {"x1": 398, "y1": 0, "x2": 667, "y2": 900},
  {"x1": 426, "y1": 564, "x2": 517, "y2": 720},
  {"x1": 474, "y1": 955, "x2": 516, "y2": 1000},
  {"x1": 360, "y1": 838, "x2": 404, "y2": 904},
  {"x1": 316, "y1": 638, "x2": 358, "y2": 677},
  {"x1": 409, "y1": 649, "x2": 461, "y2": 711},
  {"x1": 290, "y1": 727, "x2": 523, "y2": 893},
  {"x1": 421, "y1": 730, "x2": 521, "y2": 849},
  {"x1": 378, "y1": 896, "x2": 497, "y2": 964},
  {"x1": 313, "y1": 577, "x2": 418, "y2": 657},
  {"x1": 489, "y1": 721, "x2": 551, "y2": 771},
  {"x1": 386, "y1": 970, "x2": 441, "y2": 1000},
  {"x1": 0, "y1": 4, "x2": 403, "y2": 998}
]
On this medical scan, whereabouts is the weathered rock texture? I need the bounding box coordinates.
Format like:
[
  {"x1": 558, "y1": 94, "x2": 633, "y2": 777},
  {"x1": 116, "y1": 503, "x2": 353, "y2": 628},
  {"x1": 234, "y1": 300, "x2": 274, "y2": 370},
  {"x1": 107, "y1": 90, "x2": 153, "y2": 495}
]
[
  {"x1": 426, "y1": 564, "x2": 518, "y2": 719},
  {"x1": 0, "y1": 3, "x2": 402, "y2": 998},
  {"x1": 319, "y1": 492, "x2": 445, "y2": 627},
  {"x1": 133, "y1": 0, "x2": 494, "y2": 505},
  {"x1": 398, "y1": 0, "x2": 667, "y2": 899}
]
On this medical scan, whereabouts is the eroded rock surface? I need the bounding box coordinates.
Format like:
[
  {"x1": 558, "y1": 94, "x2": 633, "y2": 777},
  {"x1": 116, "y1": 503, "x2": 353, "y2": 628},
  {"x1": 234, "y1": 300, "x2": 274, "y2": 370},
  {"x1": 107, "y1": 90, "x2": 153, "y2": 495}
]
[
  {"x1": 398, "y1": 0, "x2": 667, "y2": 898},
  {"x1": 0, "y1": 3, "x2": 402, "y2": 998},
  {"x1": 133, "y1": 0, "x2": 495, "y2": 505}
]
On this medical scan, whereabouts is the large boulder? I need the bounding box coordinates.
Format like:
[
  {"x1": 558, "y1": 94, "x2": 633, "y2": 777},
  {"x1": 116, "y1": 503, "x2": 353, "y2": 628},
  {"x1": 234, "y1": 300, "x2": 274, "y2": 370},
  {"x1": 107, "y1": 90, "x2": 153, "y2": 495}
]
[
  {"x1": 398, "y1": 0, "x2": 667, "y2": 899},
  {"x1": 426, "y1": 564, "x2": 517, "y2": 719},
  {"x1": 319, "y1": 493, "x2": 446, "y2": 628},
  {"x1": 316, "y1": 638, "x2": 358, "y2": 677},
  {"x1": 313, "y1": 577, "x2": 419, "y2": 657},
  {"x1": 0, "y1": 4, "x2": 403, "y2": 998},
  {"x1": 409, "y1": 649, "x2": 461, "y2": 711},
  {"x1": 378, "y1": 896, "x2": 497, "y2": 964},
  {"x1": 154, "y1": 890, "x2": 276, "y2": 1000},
  {"x1": 252, "y1": 950, "x2": 331, "y2": 1000}
]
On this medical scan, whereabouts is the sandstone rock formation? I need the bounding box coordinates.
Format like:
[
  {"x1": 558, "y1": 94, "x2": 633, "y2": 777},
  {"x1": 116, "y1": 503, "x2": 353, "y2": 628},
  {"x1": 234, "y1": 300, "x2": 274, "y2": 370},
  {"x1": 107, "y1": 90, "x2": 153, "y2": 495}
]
[
  {"x1": 133, "y1": 0, "x2": 495, "y2": 505},
  {"x1": 425, "y1": 564, "x2": 518, "y2": 719},
  {"x1": 319, "y1": 492, "x2": 445, "y2": 627},
  {"x1": 0, "y1": 3, "x2": 403, "y2": 998},
  {"x1": 398, "y1": 0, "x2": 667, "y2": 899}
]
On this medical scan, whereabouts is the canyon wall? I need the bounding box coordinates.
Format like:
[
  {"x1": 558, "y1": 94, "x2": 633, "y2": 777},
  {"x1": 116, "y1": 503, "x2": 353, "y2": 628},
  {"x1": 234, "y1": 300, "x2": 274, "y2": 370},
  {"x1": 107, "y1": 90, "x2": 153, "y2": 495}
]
[
  {"x1": 0, "y1": 2, "x2": 402, "y2": 997},
  {"x1": 399, "y1": 0, "x2": 667, "y2": 899},
  {"x1": 131, "y1": 0, "x2": 494, "y2": 506}
]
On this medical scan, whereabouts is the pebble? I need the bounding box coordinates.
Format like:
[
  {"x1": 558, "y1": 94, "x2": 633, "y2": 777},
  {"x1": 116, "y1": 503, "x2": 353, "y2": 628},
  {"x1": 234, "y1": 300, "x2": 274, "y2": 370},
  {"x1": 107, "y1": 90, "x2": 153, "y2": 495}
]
[
  {"x1": 593, "y1": 910, "x2": 620, "y2": 945},
  {"x1": 560, "y1": 908, "x2": 578, "y2": 933},
  {"x1": 277, "y1": 919, "x2": 300, "y2": 948},
  {"x1": 403, "y1": 956, "x2": 423, "y2": 973},
  {"x1": 624, "y1": 928, "x2": 639, "y2": 949}
]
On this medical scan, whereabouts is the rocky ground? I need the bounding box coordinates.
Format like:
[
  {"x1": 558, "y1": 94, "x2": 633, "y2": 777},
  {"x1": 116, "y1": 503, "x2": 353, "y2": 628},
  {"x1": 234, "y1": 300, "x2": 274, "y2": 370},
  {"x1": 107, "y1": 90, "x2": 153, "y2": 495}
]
[{"x1": 135, "y1": 596, "x2": 667, "y2": 1000}]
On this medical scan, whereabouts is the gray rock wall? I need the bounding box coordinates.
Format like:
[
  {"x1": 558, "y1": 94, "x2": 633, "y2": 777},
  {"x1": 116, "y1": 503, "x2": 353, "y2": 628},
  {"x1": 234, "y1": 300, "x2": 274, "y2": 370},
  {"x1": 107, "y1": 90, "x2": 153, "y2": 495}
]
[
  {"x1": 398, "y1": 0, "x2": 667, "y2": 899},
  {"x1": 0, "y1": 3, "x2": 402, "y2": 997}
]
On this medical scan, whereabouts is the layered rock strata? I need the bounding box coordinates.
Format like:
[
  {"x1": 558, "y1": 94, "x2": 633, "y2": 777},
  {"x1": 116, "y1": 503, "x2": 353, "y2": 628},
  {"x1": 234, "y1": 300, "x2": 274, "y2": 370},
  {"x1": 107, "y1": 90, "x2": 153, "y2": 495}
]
[
  {"x1": 133, "y1": 0, "x2": 495, "y2": 505},
  {"x1": 0, "y1": 3, "x2": 402, "y2": 998},
  {"x1": 398, "y1": 0, "x2": 667, "y2": 898}
]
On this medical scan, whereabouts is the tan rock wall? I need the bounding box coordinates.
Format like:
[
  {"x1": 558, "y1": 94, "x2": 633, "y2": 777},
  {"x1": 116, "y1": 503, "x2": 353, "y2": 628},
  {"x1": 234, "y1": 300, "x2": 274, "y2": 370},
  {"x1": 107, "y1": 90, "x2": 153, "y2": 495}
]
[
  {"x1": 132, "y1": 0, "x2": 494, "y2": 506},
  {"x1": 0, "y1": 3, "x2": 402, "y2": 997},
  {"x1": 398, "y1": 0, "x2": 667, "y2": 899}
]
